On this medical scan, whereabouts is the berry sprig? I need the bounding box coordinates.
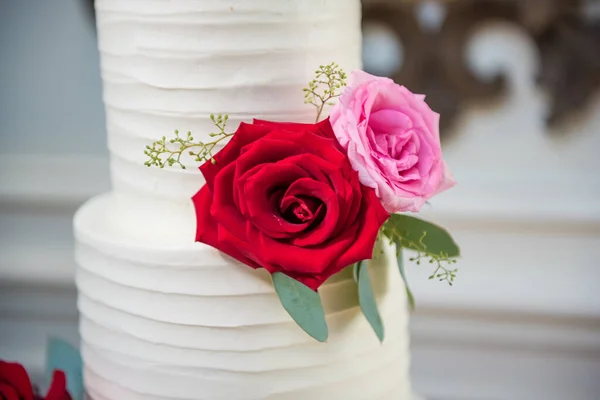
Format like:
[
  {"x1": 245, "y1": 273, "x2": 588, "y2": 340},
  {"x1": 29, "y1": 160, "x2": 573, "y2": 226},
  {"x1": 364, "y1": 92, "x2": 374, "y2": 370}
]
[
  {"x1": 144, "y1": 114, "x2": 233, "y2": 169},
  {"x1": 381, "y1": 222, "x2": 459, "y2": 286},
  {"x1": 303, "y1": 62, "x2": 347, "y2": 122}
]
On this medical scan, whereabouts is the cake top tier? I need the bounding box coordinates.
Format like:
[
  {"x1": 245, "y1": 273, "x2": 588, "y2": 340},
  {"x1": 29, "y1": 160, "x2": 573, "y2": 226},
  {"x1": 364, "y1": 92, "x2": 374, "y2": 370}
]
[{"x1": 95, "y1": 0, "x2": 362, "y2": 203}]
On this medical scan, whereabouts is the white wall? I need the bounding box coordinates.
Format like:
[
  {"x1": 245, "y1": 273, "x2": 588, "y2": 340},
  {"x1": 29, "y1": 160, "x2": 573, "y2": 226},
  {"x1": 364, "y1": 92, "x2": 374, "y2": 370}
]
[
  {"x1": 0, "y1": 0, "x2": 106, "y2": 156},
  {"x1": 405, "y1": 22, "x2": 600, "y2": 400},
  {"x1": 0, "y1": 0, "x2": 108, "y2": 386},
  {"x1": 1, "y1": 1, "x2": 599, "y2": 399}
]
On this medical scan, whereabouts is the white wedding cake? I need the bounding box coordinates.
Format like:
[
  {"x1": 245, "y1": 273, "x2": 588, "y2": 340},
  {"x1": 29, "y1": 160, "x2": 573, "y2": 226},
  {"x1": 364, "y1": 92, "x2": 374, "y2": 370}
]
[{"x1": 75, "y1": 1, "x2": 413, "y2": 398}]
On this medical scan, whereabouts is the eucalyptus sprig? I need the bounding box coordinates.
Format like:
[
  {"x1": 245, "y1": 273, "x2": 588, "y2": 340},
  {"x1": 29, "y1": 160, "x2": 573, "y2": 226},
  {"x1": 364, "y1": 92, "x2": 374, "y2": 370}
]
[
  {"x1": 144, "y1": 114, "x2": 233, "y2": 169},
  {"x1": 303, "y1": 62, "x2": 347, "y2": 122}
]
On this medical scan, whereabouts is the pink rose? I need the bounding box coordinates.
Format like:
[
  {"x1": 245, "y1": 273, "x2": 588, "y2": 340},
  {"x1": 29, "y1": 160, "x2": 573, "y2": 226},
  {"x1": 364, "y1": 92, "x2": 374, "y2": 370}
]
[{"x1": 330, "y1": 70, "x2": 455, "y2": 213}]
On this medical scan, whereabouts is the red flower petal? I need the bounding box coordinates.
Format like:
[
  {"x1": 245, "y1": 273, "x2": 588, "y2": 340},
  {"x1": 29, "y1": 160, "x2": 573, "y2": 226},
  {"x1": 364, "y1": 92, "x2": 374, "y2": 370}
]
[
  {"x1": 335, "y1": 186, "x2": 390, "y2": 269},
  {"x1": 210, "y1": 163, "x2": 248, "y2": 239},
  {"x1": 0, "y1": 361, "x2": 34, "y2": 400},
  {"x1": 193, "y1": 185, "x2": 260, "y2": 269},
  {"x1": 242, "y1": 162, "x2": 311, "y2": 238},
  {"x1": 282, "y1": 177, "x2": 340, "y2": 247},
  {"x1": 257, "y1": 221, "x2": 358, "y2": 282},
  {"x1": 253, "y1": 118, "x2": 337, "y2": 140},
  {"x1": 235, "y1": 136, "x2": 302, "y2": 175},
  {"x1": 44, "y1": 371, "x2": 71, "y2": 400},
  {"x1": 200, "y1": 122, "x2": 271, "y2": 190},
  {"x1": 0, "y1": 382, "x2": 20, "y2": 400}
]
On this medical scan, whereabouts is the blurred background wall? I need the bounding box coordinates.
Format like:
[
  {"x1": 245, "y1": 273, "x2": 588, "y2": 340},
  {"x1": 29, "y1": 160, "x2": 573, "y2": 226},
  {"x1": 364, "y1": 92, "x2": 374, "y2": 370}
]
[{"x1": 1, "y1": 1, "x2": 599, "y2": 399}]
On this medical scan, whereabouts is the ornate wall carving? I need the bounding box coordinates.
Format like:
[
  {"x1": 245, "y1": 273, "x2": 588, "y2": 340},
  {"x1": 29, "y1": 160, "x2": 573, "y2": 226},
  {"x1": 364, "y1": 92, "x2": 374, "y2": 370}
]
[
  {"x1": 83, "y1": 0, "x2": 600, "y2": 137},
  {"x1": 362, "y1": 0, "x2": 600, "y2": 137}
]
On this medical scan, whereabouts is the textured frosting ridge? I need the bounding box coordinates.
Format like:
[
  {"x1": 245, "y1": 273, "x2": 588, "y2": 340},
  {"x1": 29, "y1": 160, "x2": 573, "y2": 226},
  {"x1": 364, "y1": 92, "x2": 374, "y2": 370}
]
[{"x1": 76, "y1": 0, "x2": 412, "y2": 398}]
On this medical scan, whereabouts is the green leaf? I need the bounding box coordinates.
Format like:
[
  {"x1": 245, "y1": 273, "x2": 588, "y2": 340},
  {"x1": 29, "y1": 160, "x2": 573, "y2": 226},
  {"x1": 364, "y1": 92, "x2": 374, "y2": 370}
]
[
  {"x1": 397, "y1": 247, "x2": 415, "y2": 311},
  {"x1": 46, "y1": 338, "x2": 83, "y2": 400},
  {"x1": 272, "y1": 272, "x2": 328, "y2": 342},
  {"x1": 356, "y1": 260, "x2": 385, "y2": 342},
  {"x1": 386, "y1": 214, "x2": 460, "y2": 257}
]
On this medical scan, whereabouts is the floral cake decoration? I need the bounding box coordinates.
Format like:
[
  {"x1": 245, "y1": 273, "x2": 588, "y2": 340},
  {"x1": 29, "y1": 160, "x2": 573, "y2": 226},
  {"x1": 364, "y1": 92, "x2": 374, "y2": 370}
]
[
  {"x1": 145, "y1": 63, "x2": 460, "y2": 342},
  {"x1": 0, "y1": 339, "x2": 83, "y2": 400}
]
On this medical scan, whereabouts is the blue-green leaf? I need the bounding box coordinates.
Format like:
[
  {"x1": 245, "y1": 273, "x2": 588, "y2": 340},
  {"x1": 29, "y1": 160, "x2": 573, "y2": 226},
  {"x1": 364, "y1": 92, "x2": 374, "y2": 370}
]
[
  {"x1": 272, "y1": 272, "x2": 328, "y2": 342},
  {"x1": 385, "y1": 214, "x2": 460, "y2": 257},
  {"x1": 46, "y1": 338, "x2": 83, "y2": 400},
  {"x1": 397, "y1": 247, "x2": 415, "y2": 310},
  {"x1": 356, "y1": 260, "x2": 385, "y2": 342}
]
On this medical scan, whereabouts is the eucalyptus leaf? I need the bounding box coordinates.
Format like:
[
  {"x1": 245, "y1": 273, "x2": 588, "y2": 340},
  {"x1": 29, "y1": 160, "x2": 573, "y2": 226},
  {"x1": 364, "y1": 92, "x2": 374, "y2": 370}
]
[
  {"x1": 356, "y1": 261, "x2": 385, "y2": 342},
  {"x1": 46, "y1": 338, "x2": 83, "y2": 400},
  {"x1": 397, "y1": 247, "x2": 415, "y2": 311},
  {"x1": 386, "y1": 214, "x2": 460, "y2": 257},
  {"x1": 272, "y1": 272, "x2": 328, "y2": 342}
]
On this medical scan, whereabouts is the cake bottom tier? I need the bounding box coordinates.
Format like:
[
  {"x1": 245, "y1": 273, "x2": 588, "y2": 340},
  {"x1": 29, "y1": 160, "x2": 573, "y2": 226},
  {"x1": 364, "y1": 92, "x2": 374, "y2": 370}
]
[{"x1": 75, "y1": 194, "x2": 413, "y2": 400}]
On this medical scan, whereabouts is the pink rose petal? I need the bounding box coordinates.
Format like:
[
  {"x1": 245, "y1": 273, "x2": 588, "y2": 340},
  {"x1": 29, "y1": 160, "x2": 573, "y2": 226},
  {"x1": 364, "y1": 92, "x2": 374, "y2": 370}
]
[{"x1": 330, "y1": 70, "x2": 455, "y2": 213}]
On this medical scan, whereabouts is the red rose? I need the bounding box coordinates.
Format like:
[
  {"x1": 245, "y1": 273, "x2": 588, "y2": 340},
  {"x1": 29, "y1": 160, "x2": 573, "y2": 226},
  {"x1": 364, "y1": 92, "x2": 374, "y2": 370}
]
[
  {"x1": 0, "y1": 361, "x2": 71, "y2": 400},
  {"x1": 193, "y1": 118, "x2": 389, "y2": 290},
  {"x1": 0, "y1": 361, "x2": 33, "y2": 400}
]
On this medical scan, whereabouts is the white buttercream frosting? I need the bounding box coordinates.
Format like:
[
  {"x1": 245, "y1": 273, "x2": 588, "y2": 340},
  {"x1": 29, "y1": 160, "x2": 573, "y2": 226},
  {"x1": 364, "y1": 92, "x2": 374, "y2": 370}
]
[
  {"x1": 98, "y1": 0, "x2": 361, "y2": 204},
  {"x1": 76, "y1": 195, "x2": 411, "y2": 399},
  {"x1": 76, "y1": 0, "x2": 413, "y2": 398}
]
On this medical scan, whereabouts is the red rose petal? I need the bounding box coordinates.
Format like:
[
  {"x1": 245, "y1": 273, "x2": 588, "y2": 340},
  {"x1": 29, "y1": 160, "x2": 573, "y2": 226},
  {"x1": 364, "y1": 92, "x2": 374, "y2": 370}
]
[
  {"x1": 235, "y1": 137, "x2": 302, "y2": 175},
  {"x1": 193, "y1": 186, "x2": 219, "y2": 244},
  {"x1": 242, "y1": 162, "x2": 311, "y2": 238},
  {"x1": 217, "y1": 223, "x2": 262, "y2": 269},
  {"x1": 233, "y1": 163, "x2": 269, "y2": 215},
  {"x1": 233, "y1": 135, "x2": 305, "y2": 219},
  {"x1": 282, "y1": 177, "x2": 335, "y2": 204},
  {"x1": 278, "y1": 152, "x2": 358, "y2": 241},
  {"x1": 335, "y1": 186, "x2": 390, "y2": 269},
  {"x1": 199, "y1": 122, "x2": 271, "y2": 190},
  {"x1": 193, "y1": 186, "x2": 260, "y2": 268},
  {"x1": 0, "y1": 382, "x2": 20, "y2": 400},
  {"x1": 337, "y1": 167, "x2": 363, "y2": 229},
  {"x1": 251, "y1": 129, "x2": 344, "y2": 166},
  {"x1": 44, "y1": 371, "x2": 71, "y2": 400},
  {"x1": 282, "y1": 178, "x2": 340, "y2": 247},
  {"x1": 290, "y1": 274, "x2": 330, "y2": 291},
  {"x1": 210, "y1": 163, "x2": 248, "y2": 239},
  {"x1": 253, "y1": 118, "x2": 337, "y2": 141},
  {"x1": 257, "y1": 221, "x2": 358, "y2": 278},
  {"x1": 280, "y1": 195, "x2": 322, "y2": 223},
  {"x1": 0, "y1": 361, "x2": 34, "y2": 400}
]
